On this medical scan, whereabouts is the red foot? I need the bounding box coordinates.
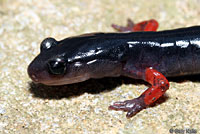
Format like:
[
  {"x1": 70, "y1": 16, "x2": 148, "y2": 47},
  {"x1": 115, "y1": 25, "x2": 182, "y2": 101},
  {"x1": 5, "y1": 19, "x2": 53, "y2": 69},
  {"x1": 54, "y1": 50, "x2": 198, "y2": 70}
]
[{"x1": 112, "y1": 18, "x2": 159, "y2": 32}]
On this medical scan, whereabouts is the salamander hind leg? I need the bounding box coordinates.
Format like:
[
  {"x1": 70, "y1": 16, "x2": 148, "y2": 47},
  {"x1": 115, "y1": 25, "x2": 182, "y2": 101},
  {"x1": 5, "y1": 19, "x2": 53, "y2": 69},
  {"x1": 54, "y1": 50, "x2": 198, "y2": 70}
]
[
  {"x1": 111, "y1": 18, "x2": 159, "y2": 32},
  {"x1": 109, "y1": 67, "x2": 169, "y2": 118}
]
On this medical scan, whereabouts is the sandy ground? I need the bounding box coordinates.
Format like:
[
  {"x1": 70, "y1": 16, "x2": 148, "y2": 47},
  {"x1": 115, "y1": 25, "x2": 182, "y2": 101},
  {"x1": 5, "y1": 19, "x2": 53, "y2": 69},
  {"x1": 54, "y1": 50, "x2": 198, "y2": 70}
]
[{"x1": 0, "y1": 0, "x2": 200, "y2": 133}]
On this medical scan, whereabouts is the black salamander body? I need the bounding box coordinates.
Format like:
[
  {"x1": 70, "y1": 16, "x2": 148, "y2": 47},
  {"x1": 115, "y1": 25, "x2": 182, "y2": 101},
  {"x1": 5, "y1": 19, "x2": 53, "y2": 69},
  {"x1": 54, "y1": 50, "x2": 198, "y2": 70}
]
[{"x1": 28, "y1": 26, "x2": 200, "y2": 85}]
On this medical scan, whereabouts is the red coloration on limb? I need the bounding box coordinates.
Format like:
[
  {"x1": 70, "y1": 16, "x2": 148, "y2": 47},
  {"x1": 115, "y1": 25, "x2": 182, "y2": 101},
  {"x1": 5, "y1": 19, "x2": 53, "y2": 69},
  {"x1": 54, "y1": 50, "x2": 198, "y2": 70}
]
[
  {"x1": 132, "y1": 19, "x2": 159, "y2": 31},
  {"x1": 109, "y1": 19, "x2": 170, "y2": 118},
  {"x1": 109, "y1": 67, "x2": 169, "y2": 118},
  {"x1": 142, "y1": 68, "x2": 169, "y2": 105},
  {"x1": 111, "y1": 18, "x2": 159, "y2": 32}
]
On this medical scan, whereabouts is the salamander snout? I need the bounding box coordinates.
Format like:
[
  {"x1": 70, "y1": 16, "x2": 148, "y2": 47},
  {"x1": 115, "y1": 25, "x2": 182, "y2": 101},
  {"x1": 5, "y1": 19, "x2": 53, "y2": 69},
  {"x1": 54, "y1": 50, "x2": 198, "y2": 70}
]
[
  {"x1": 27, "y1": 57, "x2": 50, "y2": 84},
  {"x1": 27, "y1": 62, "x2": 39, "y2": 83}
]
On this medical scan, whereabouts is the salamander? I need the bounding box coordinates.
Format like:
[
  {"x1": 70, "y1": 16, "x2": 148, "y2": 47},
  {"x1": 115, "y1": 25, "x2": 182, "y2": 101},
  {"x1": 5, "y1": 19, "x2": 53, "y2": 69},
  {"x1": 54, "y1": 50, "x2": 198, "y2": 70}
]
[{"x1": 27, "y1": 19, "x2": 200, "y2": 118}]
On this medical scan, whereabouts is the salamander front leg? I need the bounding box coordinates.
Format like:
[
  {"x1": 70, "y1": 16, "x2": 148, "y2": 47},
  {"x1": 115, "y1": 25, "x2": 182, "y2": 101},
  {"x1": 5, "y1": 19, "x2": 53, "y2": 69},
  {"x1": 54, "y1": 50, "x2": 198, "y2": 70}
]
[
  {"x1": 109, "y1": 67, "x2": 169, "y2": 118},
  {"x1": 112, "y1": 19, "x2": 159, "y2": 32}
]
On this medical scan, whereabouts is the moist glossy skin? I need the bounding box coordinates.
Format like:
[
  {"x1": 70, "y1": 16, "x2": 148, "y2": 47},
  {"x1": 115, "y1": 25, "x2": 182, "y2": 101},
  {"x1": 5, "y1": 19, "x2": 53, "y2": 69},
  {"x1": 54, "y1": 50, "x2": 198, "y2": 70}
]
[
  {"x1": 28, "y1": 26, "x2": 200, "y2": 85},
  {"x1": 28, "y1": 33, "x2": 128, "y2": 85}
]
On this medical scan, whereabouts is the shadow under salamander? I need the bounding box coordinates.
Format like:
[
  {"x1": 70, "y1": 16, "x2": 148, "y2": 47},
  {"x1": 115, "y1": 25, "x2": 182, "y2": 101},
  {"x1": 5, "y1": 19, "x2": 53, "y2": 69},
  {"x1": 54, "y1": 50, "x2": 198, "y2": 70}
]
[
  {"x1": 28, "y1": 74, "x2": 200, "y2": 106},
  {"x1": 28, "y1": 76, "x2": 146, "y2": 99}
]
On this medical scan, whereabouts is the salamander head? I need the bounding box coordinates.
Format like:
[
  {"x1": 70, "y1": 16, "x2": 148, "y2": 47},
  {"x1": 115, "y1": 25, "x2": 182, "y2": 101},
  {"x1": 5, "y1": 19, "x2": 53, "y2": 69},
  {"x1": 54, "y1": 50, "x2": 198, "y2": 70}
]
[
  {"x1": 28, "y1": 33, "x2": 127, "y2": 85},
  {"x1": 27, "y1": 37, "x2": 93, "y2": 85},
  {"x1": 27, "y1": 35, "x2": 122, "y2": 85}
]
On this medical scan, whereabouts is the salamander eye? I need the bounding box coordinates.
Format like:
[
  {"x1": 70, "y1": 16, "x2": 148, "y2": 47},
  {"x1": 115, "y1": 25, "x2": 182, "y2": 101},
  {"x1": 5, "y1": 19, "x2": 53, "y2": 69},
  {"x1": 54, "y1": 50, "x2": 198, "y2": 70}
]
[
  {"x1": 40, "y1": 37, "x2": 58, "y2": 52},
  {"x1": 48, "y1": 58, "x2": 66, "y2": 75}
]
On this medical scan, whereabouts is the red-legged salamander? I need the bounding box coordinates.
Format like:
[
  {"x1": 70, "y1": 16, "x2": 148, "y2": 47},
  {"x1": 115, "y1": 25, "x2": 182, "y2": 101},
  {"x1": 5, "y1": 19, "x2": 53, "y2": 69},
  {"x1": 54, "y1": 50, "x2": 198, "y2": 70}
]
[{"x1": 28, "y1": 19, "x2": 200, "y2": 118}]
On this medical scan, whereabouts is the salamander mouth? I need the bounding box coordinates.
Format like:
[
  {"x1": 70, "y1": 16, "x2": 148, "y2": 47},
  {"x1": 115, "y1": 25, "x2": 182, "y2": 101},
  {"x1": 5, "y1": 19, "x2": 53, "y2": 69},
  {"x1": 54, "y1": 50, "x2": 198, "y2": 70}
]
[
  {"x1": 27, "y1": 56, "x2": 91, "y2": 85},
  {"x1": 28, "y1": 62, "x2": 90, "y2": 85},
  {"x1": 38, "y1": 74, "x2": 90, "y2": 85}
]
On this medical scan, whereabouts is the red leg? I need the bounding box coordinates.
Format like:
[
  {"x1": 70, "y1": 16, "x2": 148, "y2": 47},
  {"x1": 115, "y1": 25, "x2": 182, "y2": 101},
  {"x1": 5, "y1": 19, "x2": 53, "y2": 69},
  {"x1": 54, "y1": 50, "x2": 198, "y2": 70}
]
[
  {"x1": 133, "y1": 19, "x2": 159, "y2": 31},
  {"x1": 112, "y1": 19, "x2": 159, "y2": 32},
  {"x1": 109, "y1": 67, "x2": 169, "y2": 118}
]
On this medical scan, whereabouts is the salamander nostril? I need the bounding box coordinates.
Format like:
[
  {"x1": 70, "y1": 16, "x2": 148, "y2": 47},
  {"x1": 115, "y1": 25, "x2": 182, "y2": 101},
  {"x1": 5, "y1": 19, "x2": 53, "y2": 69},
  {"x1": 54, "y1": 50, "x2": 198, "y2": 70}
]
[
  {"x1": 27, "y1": 62, "x2": 39, "y2": 83},
  {"x1": 28, "y1": 69, "x2": 38, "y2": 83},
  {"x1": 30, "y1": 74, "x2": 39, "y2": 82}
]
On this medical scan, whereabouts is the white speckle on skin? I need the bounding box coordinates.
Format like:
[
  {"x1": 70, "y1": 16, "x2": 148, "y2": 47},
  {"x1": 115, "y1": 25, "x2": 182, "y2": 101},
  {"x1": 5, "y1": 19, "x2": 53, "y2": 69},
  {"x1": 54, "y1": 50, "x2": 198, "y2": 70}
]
[
  {"x1": 45, "y1": 42, "x2": 51, "y2": 49},
  {"x1": 74, "y1": 62, "x2": 82, "y2": 67},
  {"x1": 176, "y1": 40, "x2": 189, "y2": 48},
  {"x1": 147, "y1": 41, "x2": 160, "y2": 47},
  {"x1": 95, "y1": 50, "x2": 103, "y2": 54},
  {"x1": 161, "y1": 81, "x2": 165, "y2": 85},
  {"x1": 161, "y1": 42, "x2": 174, "y2": 47},
  {"x1": 87, "y1": 49, "x2": 95, "y2": 56},
  {"x1": 128, "y1": 41, "x2": 160, "y2": 47},
  {"x1": 118, "y1": 53, "x2": 123, "y2": 58},
  {"x1": 128, "y1": 44, "x2": 133, "y2": 48},
  {"x1": 153, "y1": 72, "x2": 160, "y2": 76},
  {"x1": 87, "y1": 59, "x2": 97, "y2": 65},
  {"x1": 127, "y1": 41, "x2": 140, "y2": 48},
  {"x1": 190, "y1": 38, "x2": 200, "y2": 48},
  {"x1": 73, "y1": 55, "x2": 81, "y2": 60}
]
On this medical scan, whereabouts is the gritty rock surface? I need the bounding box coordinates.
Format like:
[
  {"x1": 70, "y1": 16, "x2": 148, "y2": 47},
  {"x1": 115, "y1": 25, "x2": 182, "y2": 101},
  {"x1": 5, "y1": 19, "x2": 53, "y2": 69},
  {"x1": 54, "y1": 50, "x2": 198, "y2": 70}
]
[{"x1": 0, "y1": 0, "x2": 200, "y2": 133}]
